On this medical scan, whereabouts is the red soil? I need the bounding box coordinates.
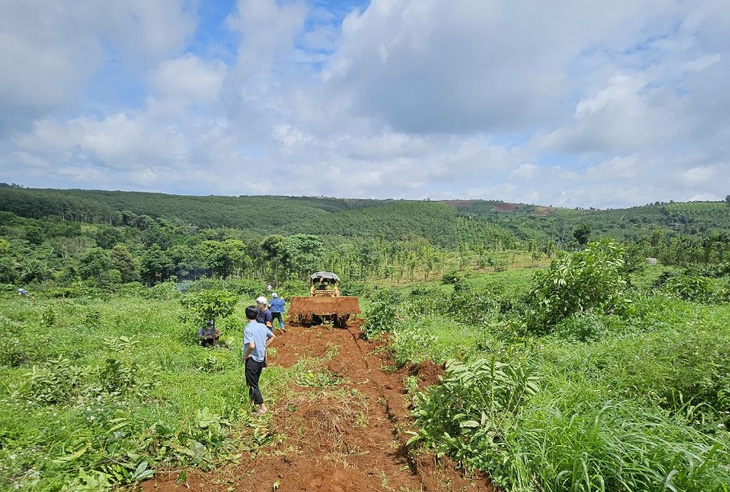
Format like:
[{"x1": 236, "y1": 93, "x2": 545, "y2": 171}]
[
  {"x1": 492, "y1": 202, "x2": 518, "y2": 212},
  {"x1": 141, "y1": 318, "x2": 496, "y2": 492},
  {"x1": 288, "y1": 296, "x2": 362, "y2": 316}
]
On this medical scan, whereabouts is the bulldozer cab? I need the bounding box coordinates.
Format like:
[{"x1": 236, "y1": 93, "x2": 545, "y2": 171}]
[{"x1": 309, "y1": 271, "x2": 340, "y2": 297}]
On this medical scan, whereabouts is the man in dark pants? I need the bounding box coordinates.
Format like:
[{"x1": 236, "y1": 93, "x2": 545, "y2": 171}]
[{"x1": 243, "y1": 305, "x2": 275, "y2": 414}]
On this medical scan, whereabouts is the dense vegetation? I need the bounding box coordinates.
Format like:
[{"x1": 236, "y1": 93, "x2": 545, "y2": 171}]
[
  {"x1": 1, "y1": 185, "x2": 729, "y2": 294},
  {"x1": 1, "y1": 185, "x2": 729, "y2": 490},
  {"x1": 369, "y1": 245, "x2": 730, "y2": 491}
]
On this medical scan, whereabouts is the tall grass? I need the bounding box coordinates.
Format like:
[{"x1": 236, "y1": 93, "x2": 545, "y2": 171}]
[
  {"x1": 401, "y1": 265, "x2": 730, "y2": 491},
  {"x1": 0, "y1": 293, "x2": 295, "y2": 490}
]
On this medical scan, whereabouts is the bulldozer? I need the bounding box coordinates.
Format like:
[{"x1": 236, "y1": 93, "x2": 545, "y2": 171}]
[{"x1": 288, "y1": 272, "x2": 360, "y2": 328}]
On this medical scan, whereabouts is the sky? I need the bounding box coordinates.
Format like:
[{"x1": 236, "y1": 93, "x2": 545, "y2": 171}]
[{"x1": 1, "y1": 0, "x2": 728, "y2": 209}]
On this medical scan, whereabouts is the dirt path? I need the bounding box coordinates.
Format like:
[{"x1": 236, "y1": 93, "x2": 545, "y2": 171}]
[{"x1": 142, "y1": 320, "x2": 495, "y2": 492}]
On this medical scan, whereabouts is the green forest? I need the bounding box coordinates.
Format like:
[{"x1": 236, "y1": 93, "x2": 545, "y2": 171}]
[
  {"x1": 1, "y1": 184, "x2": 729, "y2": 291},
  {"x1": 1, "y1": 185, "x2": 730, "y2": 491}
]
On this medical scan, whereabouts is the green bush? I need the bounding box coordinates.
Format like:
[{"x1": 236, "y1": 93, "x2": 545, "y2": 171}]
[
  {"x1": 180, "y1": 289, "x2": 238, "y2": 326},
  {"x1": 662, "y1": 275, "x2": 714, "y2": 302},
  {"x1": 362, "y1": 288, "x2": 402, "y2": 339},
  {"x1": 523, "y1": 239, "x2": 630, "y2": 334},
  {"x1": 448, "y1": 281, "x2": 498, "y2": 325},
  {"x1": 552, "y1": 311, "x2": 609, "y2": 342},
  {"x1": 409, "y1": 357, "x2": 539, "y2": 467},
  {"x1": 403, "y1": 285, "x2": 446, "y2": 318},
  {"x1": 390, "y1": 322, "x2": 437, "y2": 366},
  {"x1": 26, "y1": 357, "x2": 90, "y2": 405}
]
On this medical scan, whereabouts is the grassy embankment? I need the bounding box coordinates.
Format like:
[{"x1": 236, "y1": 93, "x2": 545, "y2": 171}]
[
  {"x1": 0, "y1": 284, "x2": 331, "y2": 490},
  {"x1": 374, "y1": 263, "x2": 730, "y2": 491}
]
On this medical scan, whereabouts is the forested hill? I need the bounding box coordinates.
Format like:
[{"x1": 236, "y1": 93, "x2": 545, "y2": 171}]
[{"x1": 1, "y1": 185, "x2": 728, "y2": 247}]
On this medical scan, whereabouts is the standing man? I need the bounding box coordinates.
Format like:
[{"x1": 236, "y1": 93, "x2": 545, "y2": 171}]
[
  {"x1": 270, "y1": 293, "x2": 286, "y2": 332},
  {"x1": 256, "y1": 296, "x2": 273, "y2": 329},
  {"x1": 243, "y1": 305, "x2": 275, "y2": 414}
]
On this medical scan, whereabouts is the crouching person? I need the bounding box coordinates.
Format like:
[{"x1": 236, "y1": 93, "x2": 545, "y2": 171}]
[
  {"x1": 198, "y1": 319, "x2": 220, "y2": 347},
  {"x1": 243, "y1": 305, "x2": 275, "y2": 414}
]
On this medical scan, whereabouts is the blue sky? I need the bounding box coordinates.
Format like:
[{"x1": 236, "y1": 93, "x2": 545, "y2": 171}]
[{"x1": 0, "y1": 0, "x2": 728, "y2": 208}]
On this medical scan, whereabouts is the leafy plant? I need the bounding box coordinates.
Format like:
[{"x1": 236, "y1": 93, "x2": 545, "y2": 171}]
[
  {"x1": 409, "y1": 357, "x2": 539, "y2": 466},
  {"x1": 523, "y1": 239, "x2": 630, "y2": 334},
  {"x1": 390, "y1": 322, "x2": 437, "y2": 366},
  {"x1": 26, "y1": 357, "x2": 89, "y2": 405},
  {"x1": 40, "y1": 307, "x2": 56, "y2": 327},
  {"x1": 662, "y1": 275, "x2": 714, "y2": 302},
  {"x1": 180, "y1": 289, "x2": 238, "y2": 326},
  {"x1": 362, "y1": 288, "x2": 403, "y2": 339}
]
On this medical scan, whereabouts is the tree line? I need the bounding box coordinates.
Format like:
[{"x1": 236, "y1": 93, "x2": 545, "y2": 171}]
[{"x1": 1, "y1": 186, "x2": 729, "y2": 290}]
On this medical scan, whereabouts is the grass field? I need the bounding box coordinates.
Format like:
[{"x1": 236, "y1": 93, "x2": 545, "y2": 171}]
[
  {"x1": 380, "y1": 264, "x2": 730, "y2": 491},
  {"x1": 2, "y1": 257, "x2": 729, "y2": 490},
  {"x1": 0, "y1": 290, "x2": 302, "y2": 490}
]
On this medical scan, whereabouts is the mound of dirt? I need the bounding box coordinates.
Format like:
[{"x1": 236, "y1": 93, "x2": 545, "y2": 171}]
[
  {"x1": 407, "y1": 360, "x2": 445, "y2": 387},
  {"x1": 288, "y1": 296, "x2": 361, "y2": 316}
]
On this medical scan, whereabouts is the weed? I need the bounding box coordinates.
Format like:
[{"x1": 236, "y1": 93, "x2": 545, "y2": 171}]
[
  {"x1": 295, "y1": 371, "x2": 341, "y2": 388},
  {"x1": 40, "y1": 307, "x2": 56, "y2": 327}
]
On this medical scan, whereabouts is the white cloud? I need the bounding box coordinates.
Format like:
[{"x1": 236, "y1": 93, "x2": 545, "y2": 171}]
[
  {"x1": 150, "y1": 54, "x2": 227, "y2": 105},
  {"x1": 1, "y1": 0, "x2": 729, "y2": 209},
  {"x1": 0, "y1": 0, "x2": 196, "y2": 136},
  {"x1": 510, "y1": 163, "x2": 538, "y2": 180},
  {"x1": 681, "y1": 165, "x2": 715, "y2": 184},
  {"x1": 586, "y1": 155, "x2": 639, "y2": 181}
]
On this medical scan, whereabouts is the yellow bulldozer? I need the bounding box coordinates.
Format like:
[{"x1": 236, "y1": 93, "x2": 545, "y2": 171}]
[{"x1": 288, "y1": 272, "x2": 360, "y2": 328}]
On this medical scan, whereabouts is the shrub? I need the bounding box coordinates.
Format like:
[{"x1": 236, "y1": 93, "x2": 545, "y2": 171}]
[
  {"x1": 448, "y1": 281, "x2": 498, "y2": 325},
  {"x1": 523, "y1": 239, "x2": 630, "y2": 334},
  {"x1": 662, "y1": 275, "x2": 714, "y2": 302},
  {"x1": 390, "y1": 322, "x2": 437, "y2": 366},
  {"x1": 0, "y1": 336, "x2": 27, "y2": 367},
  {"x1": 362, "y1": 288, "x2": 403, "y2": 339},
  {"x1": 552, "y1": 311, "x2": 608, "y2": 342},
  {"x1": 403, "y1": 285, "x2": 446, "y2": 318},
  {"x1": 441, "y1": 270, "x2": 464, "y2": 285},
  {"x1": 26, "y1": 357, "x2": 90, "y2": 405},
  {"x1": 180, "y1": 289, "x2": 238, "y2": 326},
  {"x1": 337, "y1": 278, "x2": 366, "y2": 297},
  {"x1": 409, "y1": 357, "x2": 539, "y2": 467}
]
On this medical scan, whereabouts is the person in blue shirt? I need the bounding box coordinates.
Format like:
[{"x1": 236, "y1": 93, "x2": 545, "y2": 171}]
[
  {"x1": 243, "y1": 305, "x2": 275, "y2": 414},
  {"x1": 269, "y1": 293, "x2": 286, "y2": 332}
]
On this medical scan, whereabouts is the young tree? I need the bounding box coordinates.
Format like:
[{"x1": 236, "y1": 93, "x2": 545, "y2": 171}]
[
  {"x1": 78, "y1": 247, "x2": 112, "y2": 283},
  {"x1": 180, "y1": 289, "x2": 238, "y2": 326},
  {"x1": 110, "y1": 244, "x2": 139, "y2": 283},
  {"x1": 0, "y1": 257, "x2": 18, "y2": 284},
  {"x1": 140, "y1": 244, "x2": 173, "y2": 285},
  {"x1": 284, "y1": 234, "x2": 324, "y2": 279},
  {"x1": 573, "y1": 223, "x2": 592, "y2": 246},
  {"x1": 524, "y1": 239, "x2": 630, "y2": 334}
]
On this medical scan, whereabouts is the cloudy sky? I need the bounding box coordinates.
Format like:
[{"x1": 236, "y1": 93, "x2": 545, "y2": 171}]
[{"x1": 1, "y1": 0, "x2": 728, "y2": 209}]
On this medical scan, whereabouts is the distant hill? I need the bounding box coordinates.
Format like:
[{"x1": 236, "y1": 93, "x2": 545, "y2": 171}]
[{"x1": 1, "y1": 184, "x2": 728, "y2": 247}]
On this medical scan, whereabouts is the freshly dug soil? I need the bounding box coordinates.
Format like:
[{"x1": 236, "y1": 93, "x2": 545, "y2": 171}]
[
  {"x1": 288, "y1": 296, "x2": 361, "y2": 316},
  {"x1": 141, "y1": 318, "x2": 496, "y2": 492}
]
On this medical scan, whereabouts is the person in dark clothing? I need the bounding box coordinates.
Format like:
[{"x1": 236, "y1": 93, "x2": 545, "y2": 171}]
[
  {"x1": 197, "y1": 319, "x2": 220, "y2": 347},
  {"x1": 255, "y1": 296, "x2": 273, "y2": 329},
  {"x1": 243, "y1": 305, "x2": 275, "y2": 414}
]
